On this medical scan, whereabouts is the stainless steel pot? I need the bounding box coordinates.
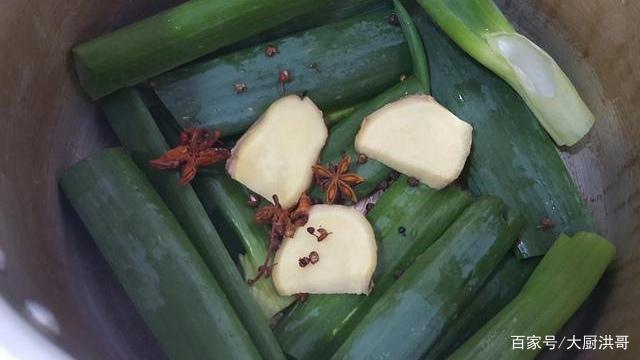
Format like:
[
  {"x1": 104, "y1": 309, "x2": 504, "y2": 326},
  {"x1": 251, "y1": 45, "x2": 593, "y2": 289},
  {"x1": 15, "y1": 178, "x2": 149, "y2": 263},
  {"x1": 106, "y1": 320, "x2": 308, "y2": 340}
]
[{"x1": 1, "y1": 0, "x2": 638, "y2": 359}]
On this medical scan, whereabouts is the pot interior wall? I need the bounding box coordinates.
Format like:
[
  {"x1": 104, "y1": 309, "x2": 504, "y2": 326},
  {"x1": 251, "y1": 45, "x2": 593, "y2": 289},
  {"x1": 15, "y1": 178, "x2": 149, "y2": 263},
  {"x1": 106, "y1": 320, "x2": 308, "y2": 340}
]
[{"x1": 0, "y1": 0, "x2": 638, "y2": 359}]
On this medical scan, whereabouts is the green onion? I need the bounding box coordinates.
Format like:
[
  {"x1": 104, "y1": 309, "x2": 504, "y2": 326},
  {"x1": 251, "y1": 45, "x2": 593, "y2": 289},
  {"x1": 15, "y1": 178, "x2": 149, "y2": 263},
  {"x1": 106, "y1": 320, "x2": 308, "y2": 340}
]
[
  {"x1": 450, "y1": 232, "x2": 615, "y2": 360},
  {"x1": 417, "y1": 0, "x2": 594, "y2": 146},
  {"x1": 393, "y1": 0, "x2": 430, "y2": 93},
  {"x1": 60, "y1": 148, "x2": 262, "y2": 360},
  {"x1": 73, "y1": 0, "x2": 337, "y2": 99}
]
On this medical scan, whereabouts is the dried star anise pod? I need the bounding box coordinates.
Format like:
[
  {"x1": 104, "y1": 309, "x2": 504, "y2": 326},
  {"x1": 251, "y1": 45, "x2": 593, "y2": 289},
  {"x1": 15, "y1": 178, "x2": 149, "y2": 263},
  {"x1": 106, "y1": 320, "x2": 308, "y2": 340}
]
[
  {"x1": 312, "y1": 155, "x2": 364, "y2": 204},
  {"x1": 249, "y1": 193, "x2": 311, "y2": 284},
  {"x1": 150, "y1": 128, "x2": 230, "y2": 186}
]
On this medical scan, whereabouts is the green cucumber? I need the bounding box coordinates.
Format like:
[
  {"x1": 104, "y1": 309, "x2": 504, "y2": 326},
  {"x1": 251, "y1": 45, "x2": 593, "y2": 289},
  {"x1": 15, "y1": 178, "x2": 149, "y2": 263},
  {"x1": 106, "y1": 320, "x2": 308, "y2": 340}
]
[
  {"x1": 424, "y1": 254, "x2": 538, "y2": 359},
  {"x1": 450, "y1": 232, "x2": 615, "y2": 360},
  {"x1": 316, "y1": 78, "x2": 424, "y2": 199},
  {"x1": 60, "y1": 148, "x2": 260, "y2": 360},
  {"x1": 331, "y1": 197, "x2": 523, "y2": 359},
  {"x1": 275, "y1": 177, "x2": 471, "y2": 359},
  {"x1": 193, "y1": 172, "x2": 295, "y2": 319},
  {"x1": 416, "y1": 17, "x2": 594, "y2": 257},
  {"x1": 101, "y1": 89, "x2": 285, "y2": 359},
  {"x1": 73, "y1": 0, "x2": 335, "y2": 99},
  {"x1": 152, "y1": 11, "x2": 412, "y2": 136}
]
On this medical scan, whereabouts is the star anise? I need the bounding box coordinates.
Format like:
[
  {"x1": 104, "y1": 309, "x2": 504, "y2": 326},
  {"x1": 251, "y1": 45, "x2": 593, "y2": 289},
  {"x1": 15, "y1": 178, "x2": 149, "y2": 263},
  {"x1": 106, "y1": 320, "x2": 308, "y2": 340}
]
[
  {"x1": 248, "y1": 193, "x2": 312, "y2": 284},
  {"x1": 312, "y1": 155, "x2": 364, "y2": 204},
  {"x1": 149, "y1": 128, "x2": 230, "y2": 186}
]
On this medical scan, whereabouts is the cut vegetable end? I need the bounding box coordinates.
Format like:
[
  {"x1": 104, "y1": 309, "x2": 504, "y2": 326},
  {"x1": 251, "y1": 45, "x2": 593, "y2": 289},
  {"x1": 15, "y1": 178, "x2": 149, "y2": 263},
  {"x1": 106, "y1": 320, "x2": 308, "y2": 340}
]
[
  {"x1": 417, "y1": 1, "x2": 594, "y2": 146},
  {"x1": 272, "y1": 205, "x2": 377, "y2": 295},
  {"x1": 355, "y1": 95, "x2": 472, "y2": 189},
  {"x1": 450, "y1": 232, "x2": 614, "y2": 360},
  {"x1": 485, "y1": 33, "x2": 595, "y2": 146},
  {"x1": 227, "y1": 95, "x2": 327, "y2": 208}
]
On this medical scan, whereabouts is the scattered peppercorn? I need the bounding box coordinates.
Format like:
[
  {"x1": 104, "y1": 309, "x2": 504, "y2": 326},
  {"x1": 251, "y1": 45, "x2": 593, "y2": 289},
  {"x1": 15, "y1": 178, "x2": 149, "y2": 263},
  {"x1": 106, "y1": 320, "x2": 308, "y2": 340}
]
[
  {"x1": 407, "y1": 177, "x2": 420, "y2": 187},
  {"x1": 388, "y1": 13, "x2": 400, "y2": 26},
  {"x1": 247, "y1": 193, "x2": 260, "y2": 208},
  {"x1": 316, "y1": 228, "x2": 331, "y2": 242},
  {"x1": 265, "y1": 44, "x2": 279, "y2": 57},
  {"x1": 357, "y1": 153, "x2": 368, "y2": 164},
  {"x1": 308, "y1": 251, "x2": 320, "y2": 264},
  {"x1": 278, "y1": 69, "x2": 292, "y2": 96},
  {"x1": 387, "y1": 170, "x2": 401, "y2": 182},
  {"x1": 307, "y1": 226, "x2": 316, "y2": 235},
  {"x1": 376, "y1": 180, "x2": 389, "y2": 191},
  {"x1": 299, "y1": 257, "x2": 310, "y2": 267},
  {"x1": 394, "y1": 270, "x2": 404, "y2": 279},
  {"x1": 234, "y1": 82, "x2": 247, "y2": 94},
  {"x1": 398, "y1": 226, "x2": 406, "y2": 236},
  {"x1": 538, "y1": 217, "x2": 555, "y2": 230}
]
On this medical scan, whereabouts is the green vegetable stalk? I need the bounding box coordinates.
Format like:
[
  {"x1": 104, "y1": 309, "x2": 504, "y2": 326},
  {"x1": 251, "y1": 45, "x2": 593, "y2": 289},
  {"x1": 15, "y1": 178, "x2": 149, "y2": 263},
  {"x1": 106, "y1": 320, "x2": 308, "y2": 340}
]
[
  {"x1": 417, "y1": 0, "x2": 594, "y2": 146},
  {"x1": 331, "y1": 197, "x2": 524, "y2": 359},
  {"x1": 276, "y1": 178, "x2": 470, "y2": 358},
  {"x1": 450, "y1": 232, "x2": 615, "y2": 360},
  {"x1": 60, "y1": 148, "x2": 261, "y2": 360},
  {"x1": 193, "y1": 172, "x2": 296, "y2": 319},
  {"x1": 152, "y1": 11, "x2": 412, "y2": 137},
  {"x1": 73, "y1": 0, "x2": 333, "y2": 99},
  {"x1": 424, "y1": 254, "x2": 538, "y2": 359},
  {"x1": 147, "y1": 97, "x2": 294, "y2": 319},
  {"x1": 393, "y1": 0, "x2": 430, "y2": 93},
  {"x1": 317, "y1": 78, "x2": 424, "y2": 199},
  {"x1": 102, "y1": 89, "x2": 285, "y2": 359},
  {"x1": 417, "y1": 16, "x2": 594, "y2": 258}
]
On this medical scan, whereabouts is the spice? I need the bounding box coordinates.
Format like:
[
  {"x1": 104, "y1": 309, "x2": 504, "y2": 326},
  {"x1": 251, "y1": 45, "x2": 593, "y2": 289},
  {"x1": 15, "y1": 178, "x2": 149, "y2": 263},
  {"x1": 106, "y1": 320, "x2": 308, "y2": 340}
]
[
  {"x1": 247, "y1": 193, "x2": 260, "y2": 208},
  {"x1": 407, "y1": 177, "x2": 420, "y2": 187},
  {"x1": 388, "y1": 13, "x2": 400, "y2": 26},
  {"x1": 278, "y1": 69, "x2": 292, "y2": 96},
  {"x1": 316, "y1": 228, "x2": 330, "y2": 242},
  {"x1": 249, "y1": 193, "x2": 311, "y2": 284},
  {"x1": 387, "y1": 170, "x2": 401, "y2": 182},
  {"x1": 149, "y1": 128, "x2": 230, "y2": 186},
  {"x1": 308, "y1": 251, "x2": 319, "y2": 264},
  {"x1": 265, "y1": 44, "x2": 279, "y2": 57},
  {"x1": 307, "y1": 226, "x2": 332, "y2": 242},
  {"x1": 398, "y1": 226, "x2": 406, "y2": 236},
  {"x1": 375, "y1": 180, "x2": 389, "y2": 191},
  {"x1": 234, "y1": 82, "x2": 247, "y2": 94},
  {"x1": 295, "y1": 293, "x2": 309, "y2": 303},
  {"x1": 298, "y1": 257, "x2": 310, "y2": 267},
  {"x1": 312, "y1": 155, "x2": 365, "y2": 204},
  {"x1": 357, "y1": 153, "x2": 368, "y2": 164},
  {"x1": 538, "y1": 217, "x2": 555, "y2": 230}
]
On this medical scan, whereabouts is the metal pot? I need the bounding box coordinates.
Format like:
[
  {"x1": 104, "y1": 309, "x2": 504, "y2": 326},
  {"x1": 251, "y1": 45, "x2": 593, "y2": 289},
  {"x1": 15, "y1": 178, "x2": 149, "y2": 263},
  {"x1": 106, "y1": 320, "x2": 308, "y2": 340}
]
[{"x1": 0, "y1": 0, "x2": 637, "y2": 359}]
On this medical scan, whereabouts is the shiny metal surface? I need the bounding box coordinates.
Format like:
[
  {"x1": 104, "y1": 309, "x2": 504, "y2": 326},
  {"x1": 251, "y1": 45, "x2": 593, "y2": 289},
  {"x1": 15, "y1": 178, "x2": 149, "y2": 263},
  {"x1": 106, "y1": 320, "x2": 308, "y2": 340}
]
[{"x1": 0, "y1": 0, "x2": 637, "y2": 359}]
